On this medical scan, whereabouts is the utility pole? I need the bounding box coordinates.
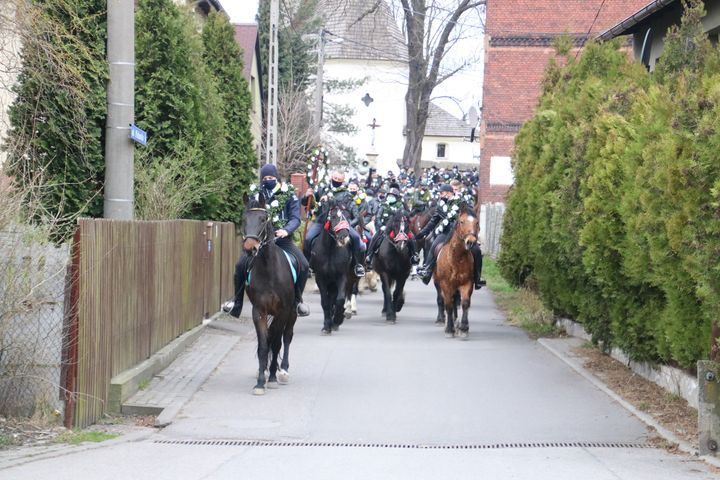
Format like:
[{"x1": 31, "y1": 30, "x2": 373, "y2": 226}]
[
  {"x1": 104, "y1": 0, "x2": 135, "y2": 219},
  {"x1": 314, "y1": 28, "x2": 325, "y2": 129},
  {"x1": 265, "y1": 0, "x2": 280, "y2": 166}
]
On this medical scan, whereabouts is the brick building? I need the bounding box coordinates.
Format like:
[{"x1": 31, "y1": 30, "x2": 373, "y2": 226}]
[{"x1": 478, "y1": 0, "x2": 651, "y2": 204}]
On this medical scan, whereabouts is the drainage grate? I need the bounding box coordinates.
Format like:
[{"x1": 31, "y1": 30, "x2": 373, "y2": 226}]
[{"x1": 153, "y1": 439, "x2": 651, "y2": 449}]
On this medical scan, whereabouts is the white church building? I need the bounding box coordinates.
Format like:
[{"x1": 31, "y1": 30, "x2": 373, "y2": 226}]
[{"x1": 320, "y1": 0, "x2": 474, "y2": 175}]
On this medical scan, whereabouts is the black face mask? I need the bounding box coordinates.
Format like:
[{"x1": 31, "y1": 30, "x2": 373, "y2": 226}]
[
  {"x1": 331, "y1": 180, "x2": 343, "y2": 189},
  {"x1": 262, "y1": 179, "x2": 277, "y2": 191},
  {"x1": 349, "y1": 189, "x2": 358, "y2": 196},
  {"x1": 378, "y1": 195, "x2": 386, "y2": 201}
]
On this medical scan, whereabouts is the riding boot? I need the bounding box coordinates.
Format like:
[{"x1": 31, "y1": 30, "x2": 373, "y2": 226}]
[
  {"x1": 409, "y1": 239, "x2": 420, "y2": 265},
  {"x1": 294, "y1": 267, "x2": 310, "y2": 316},
  {"x1": 352, "y1": 245, "x2": 366, "y2": 277},
  {"x1": 365, "y1": 233, "x2": 383, "y2": 269},
  {"x1": 228, "y1": 257, "x2": 248, "y2": 318},
  {"x1": 472, "y1": 247, "x2": 486, "y2": 290},
  {"x1": 417, "y1": 249, "x2": 436, "y2": 285}
]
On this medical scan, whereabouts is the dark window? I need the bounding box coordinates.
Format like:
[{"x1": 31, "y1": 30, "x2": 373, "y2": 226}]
[{"x1": 436, "y1": 143, "x2": 446, "y2": 158}]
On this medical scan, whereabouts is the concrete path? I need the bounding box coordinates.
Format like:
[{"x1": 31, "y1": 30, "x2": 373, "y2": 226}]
[{"x1": 1, "y1": 279, "x2": 716, "y2": 479}]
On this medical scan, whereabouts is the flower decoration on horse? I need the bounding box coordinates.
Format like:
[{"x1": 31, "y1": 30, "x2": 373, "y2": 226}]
[{"x1": 248, "y1": 181, "x2": 296, "y2": 229}]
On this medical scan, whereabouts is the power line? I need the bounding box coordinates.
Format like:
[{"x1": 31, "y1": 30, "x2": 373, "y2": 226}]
[{"x1": 576, "y1": 0, "x2": 607, "y2": 59}]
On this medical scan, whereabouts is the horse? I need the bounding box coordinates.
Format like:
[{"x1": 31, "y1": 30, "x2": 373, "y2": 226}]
[
  {"x1": 433, "y1": 205, "x2": 479, "y2": 339},
  {"x1": 410, "y1": 204, "x2": 436, "y2": 261},
  {"x1": 372, "y1": 210, "x2": 413, "y2": 324},
  {"x1": 309, "y1": 201, "x2": 353, "y2": 335},
  {"x1": 242, "y1": 196, "x2": 298, "y2": 395}
]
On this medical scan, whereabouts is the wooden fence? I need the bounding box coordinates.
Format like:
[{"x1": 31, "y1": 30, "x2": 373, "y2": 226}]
[
  {"x1": 61, "y1": 219, "x2": 238, "y2": 428},
  {"x1": 482, "y1": 203, "x2": 505, "y2": 259}
]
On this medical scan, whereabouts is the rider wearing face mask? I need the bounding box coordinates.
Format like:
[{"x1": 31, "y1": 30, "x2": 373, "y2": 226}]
[
  {"x1": 415, "y1": 184, "x2": 484, "y2": 290},
  {"x1": 301, "y1": 170, "x2": 366, "y2": 277},
  {"x1": 228, "y1": 164, "x2": 310, "y2": 318}
]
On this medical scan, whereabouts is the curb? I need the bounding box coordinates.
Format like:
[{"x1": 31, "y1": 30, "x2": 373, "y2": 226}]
[
  {"x1": 109, "y1": 312, "x2": 224, "y2": 414},
  {"x1": 538, "y1": 338, "x2": 720, "y2": 469}
]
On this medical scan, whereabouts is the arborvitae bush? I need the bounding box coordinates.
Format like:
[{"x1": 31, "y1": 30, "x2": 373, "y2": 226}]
[{"x1": 499, "y1": 0, "x2": 720, "y2": 368}]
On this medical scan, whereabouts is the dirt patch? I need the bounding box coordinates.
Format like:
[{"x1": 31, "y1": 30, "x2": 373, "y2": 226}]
[{"x1": 573, "y1": 344, "x2": 698, "y2": 450}]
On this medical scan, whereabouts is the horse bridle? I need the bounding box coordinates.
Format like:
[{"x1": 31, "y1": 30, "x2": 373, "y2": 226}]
[
  {"x1": 324, "y1": 207, "x2": 350, "y2": 241},
  {"x1": 243, "y1": 208, "x2": 272, "y2": 254}
]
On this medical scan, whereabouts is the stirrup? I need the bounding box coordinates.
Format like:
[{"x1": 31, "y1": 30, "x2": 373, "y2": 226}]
[{"x1": 354, "y1": 264, "x2": 366, "y2": 277}]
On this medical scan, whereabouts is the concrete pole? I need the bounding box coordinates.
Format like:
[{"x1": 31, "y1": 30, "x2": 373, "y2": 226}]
[
  {"x1": 265, "y1": 0, "x2": 279, "y2": 166},
  {"x1": 104, "y1": 0, "x2": 135, "y2": 219},
  {"x1": 314, "y1": 29, "x2": 325, "y2": 129}
]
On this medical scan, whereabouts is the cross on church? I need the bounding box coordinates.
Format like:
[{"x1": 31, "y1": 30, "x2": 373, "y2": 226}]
[{"x1": 367, "y1": 118, "x2": 381, "y2": 147}]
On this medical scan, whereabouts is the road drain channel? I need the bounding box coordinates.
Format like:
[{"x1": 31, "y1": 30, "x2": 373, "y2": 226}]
[{"x1": 153, "y1": 440, "x2": 651, "y2": 449}]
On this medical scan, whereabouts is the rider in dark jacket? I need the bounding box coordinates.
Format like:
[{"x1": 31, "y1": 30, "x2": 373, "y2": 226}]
[
  {"x1": 365, "y1": 187, "x2": 419, "y2": 267},
  {"x1": 415, "y1": 184, "x2": 484, "y2": 289},
  {"x1": 228, "y1": 164, "x2": 310, "y2": 318}
]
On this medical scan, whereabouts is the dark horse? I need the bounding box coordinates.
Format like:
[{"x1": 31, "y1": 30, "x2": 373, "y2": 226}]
[
  {"x1": 410, "y1": 204, "x2": 436, "y2": 260},
  {"x1": 309, "y1": 202, "x2": 353, "y2": 334},
  {"x1": 372, "y1": 210, "x2": 412, "y2": 324},
  {"x1": 242, "y1": 197, "x2": 298, "y2": 395}
]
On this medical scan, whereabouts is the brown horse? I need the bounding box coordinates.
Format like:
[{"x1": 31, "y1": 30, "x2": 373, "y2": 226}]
[
  {"x1": 433, "y1": 205, "x2": 479, "y2": 339},
  {"x1": 410, "y1": 204, "x2": 436, "y2": 260}
]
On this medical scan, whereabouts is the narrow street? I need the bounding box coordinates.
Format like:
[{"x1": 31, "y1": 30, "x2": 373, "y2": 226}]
[{"x1": 1, "y1": 279, "x2": 715, "y2": 479}]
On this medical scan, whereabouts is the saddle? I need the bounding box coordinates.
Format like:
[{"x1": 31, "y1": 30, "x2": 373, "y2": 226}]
[{"x1": 247, "y1": 250, "x2": 298, "y2": 286}]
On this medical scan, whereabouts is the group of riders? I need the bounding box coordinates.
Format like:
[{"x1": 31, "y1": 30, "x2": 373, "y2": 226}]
[{"x1": 227, "y1": 162, "x2": 485, "y2": 319}]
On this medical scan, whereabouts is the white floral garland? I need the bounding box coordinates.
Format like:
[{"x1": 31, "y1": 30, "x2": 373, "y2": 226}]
[
  {"x1": 306, "y1": 146, "x2": 330, "y2": 188},
  {"x1": 249, "y1": 182, "x2": 295, "y2": 228},
  {"x1": 434, "y1": 199, "x2": 461, "y2": 235}
]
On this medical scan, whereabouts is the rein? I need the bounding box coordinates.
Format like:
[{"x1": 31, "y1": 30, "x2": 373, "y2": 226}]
[{"x1": 244, "y1": 207, "x2": 273, "y2": 254}]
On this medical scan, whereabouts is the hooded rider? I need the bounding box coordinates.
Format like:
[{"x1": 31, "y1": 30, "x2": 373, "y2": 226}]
[
  {"x1": 415, "y1": 184, "x2": 484, "y2": 290},
  {"x1": 228, "y1": 164, "x2": 310, "y2": 318}
]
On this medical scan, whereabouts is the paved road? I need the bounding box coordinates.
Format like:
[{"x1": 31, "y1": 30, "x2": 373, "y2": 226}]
[{"x1": 1, "y1": 279, "x2": 716, "y2": 479}]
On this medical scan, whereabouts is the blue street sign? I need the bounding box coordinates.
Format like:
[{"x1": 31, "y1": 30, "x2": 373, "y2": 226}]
[{"x1": 129, "y1": 124, "x2": 148, "y2": 146}]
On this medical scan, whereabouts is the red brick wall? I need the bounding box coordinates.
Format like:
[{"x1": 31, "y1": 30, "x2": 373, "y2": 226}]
[{"x1": 479, "y1": 0, "x2": 650, "y2": 205}]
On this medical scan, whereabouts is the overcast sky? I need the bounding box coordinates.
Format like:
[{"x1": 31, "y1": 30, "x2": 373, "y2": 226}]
[
  {"x1": 220, "y1": 0, "x2": 259, "y2": 23},
  {"x1": 219, "y1": 0, "x2": 483, "y2": 119}
]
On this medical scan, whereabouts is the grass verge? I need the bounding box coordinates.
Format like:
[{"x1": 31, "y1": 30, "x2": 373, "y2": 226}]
[
  {"x1": 484, "y1": 258, "x2": 563, "y2": 339},
  {"x1": 53, "y1": 430, "x2": 119, "y2": 445}
]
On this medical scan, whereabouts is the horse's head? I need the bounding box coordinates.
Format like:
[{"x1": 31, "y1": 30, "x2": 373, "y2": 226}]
[
  {"x1": 386, "y1": 210, "x2": 411, "y2": 252},
  {"x1": 324, "y1": 201, "x2": 351, "y2": 248},
  {"x1": 242, "y1": 196, "x2": 272, "y2": 256},
  {"x1": 454, "y1": 203, "x2": 479, "y2": 251}
]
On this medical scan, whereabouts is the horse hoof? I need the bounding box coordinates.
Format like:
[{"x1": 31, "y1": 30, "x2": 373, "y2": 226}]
[
  {"x1": 344, "y1": 311, "x2": 352, "y2": 319},
  {"x1": 445, "y1": 332, "x2": 454, "y2": 338},
  {"x1": 267, "y1": 379, "x2": 279, "y2": 389},
  {"x1": 321, "y1": 328, "x2": 332, "y2": 336},
  {"x1": 434, "y1": 319, "x2": 444, "y2": 326},
  {"x1": 277, "y1": 369, "x2": 290, "y2": 384},
  {"x1": 253, "y1": 387, "x2": 266, "y2": 396},
  {"x1": 386, "y1": 318, "x2": 396, "y2": 324},
  {"x1": 458, "y1": 331, "x2": 469, "y2": 340},
  {"x1": 331, "y1": 324, "x2": 339, "y2": 331}
]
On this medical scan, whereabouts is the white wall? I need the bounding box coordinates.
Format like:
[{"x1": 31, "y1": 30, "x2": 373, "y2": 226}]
[
  {"x1": 323, "y1": 58, "x2": 408, "y2": 174},
  {"x1": 421, "y1": 135, "x2": 476, "y2": 167},
  {"x1": 0, "y1": 1, "x2": 21, "y2": 167}
]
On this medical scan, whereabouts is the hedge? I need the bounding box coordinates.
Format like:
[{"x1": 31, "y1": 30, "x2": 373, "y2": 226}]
[{"x1": 499, "y1": 0, "x2": 720, "y2": 369}]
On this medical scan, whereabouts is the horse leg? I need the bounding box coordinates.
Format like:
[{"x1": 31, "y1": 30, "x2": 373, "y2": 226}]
[
  {"x1": 434, "y1": 282, "x2": 445, "y2": 325},
  {"x1": 278, "y1": 314, "x2": 295, "y2": 384},
  {"x1": 333, "y1": 279, "x2": 346, "y2": 330},
  {"x1": 380, "y1": 272, "x2": 390, "y2": 317},
  {"x1": 253, "y1": 307, "x2": 269, "y2": 395},
  {"x1": 381, "y1": 273, "x2": 396, "y2": 323},
  {"x1": 443, "y1": 290, "x2": 456, "y2": 338},
  {"x1": 458, "y1": 283, "x2": 473, "y2": 339},
  {"x1": 393, "y1": 276, "x2": 407, "y2": 313},
  {"x1": 267, "y1": 328, "x2": 282, "y2": 388},
  {"x1": 319, "y1": 281, "x2": 333, "y2": 335},
  {"x1": 453, "y1": 290, "x2": 460, "y2": 331}
]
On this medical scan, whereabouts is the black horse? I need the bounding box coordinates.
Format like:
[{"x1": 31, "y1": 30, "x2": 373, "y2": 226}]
[
  {"x1": 372, "y1": 210, "x2": 413, "y2": 324},
  {"x1": 242, "y1": 196, "x2": 298, "y2": 395},
  {"x1": 309, "y1": 202, "x2": 353, "y2": 334}
]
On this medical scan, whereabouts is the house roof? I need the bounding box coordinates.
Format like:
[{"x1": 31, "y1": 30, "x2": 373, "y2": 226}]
[
  {"x1": 424, "y1": 103, "x2": 469, "y2": 138},
  {"x1": 234, "y1": 23, "x2": 259, "y2": 82},
  {"x1": 597, "y1": 0, "x2": 679, "y2": 40},
  {"x1": 320, "y1": 0, "x2": 408, "y2": 62}
]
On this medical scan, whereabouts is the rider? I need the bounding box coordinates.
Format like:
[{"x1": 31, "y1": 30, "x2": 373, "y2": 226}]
[
  {"x1": 365, "y1": 186, "x2": 419, "y2": 267},
  {"x1": 415, "y1": 184, "x2": 484, "y2": 290},
  {"x1": 228, "y1": 164, "x2": 310, "y2": 318},
  {"x1": 302, "y1": 170, "x2": 366, "y2": 277}
]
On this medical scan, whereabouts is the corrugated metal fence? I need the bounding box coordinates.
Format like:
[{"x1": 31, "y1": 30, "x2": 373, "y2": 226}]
[{"x1": 61, "y1": 219, "x2": 238, "y2": 428}]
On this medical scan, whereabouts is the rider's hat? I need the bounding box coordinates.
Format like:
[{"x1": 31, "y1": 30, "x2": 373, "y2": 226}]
[{"x1": 439, "y1": 184, "x2": 453, "y2": 193}]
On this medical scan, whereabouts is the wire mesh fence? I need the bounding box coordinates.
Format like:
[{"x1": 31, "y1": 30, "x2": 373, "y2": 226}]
[{"x1": 0, "y1": 228, "x2": 69, "y2": 418}]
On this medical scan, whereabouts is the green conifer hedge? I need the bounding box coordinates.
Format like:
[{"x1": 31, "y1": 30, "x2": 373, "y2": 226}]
[{"x1": 499, "y1": 0, "x2": 720, "y2": 369}]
